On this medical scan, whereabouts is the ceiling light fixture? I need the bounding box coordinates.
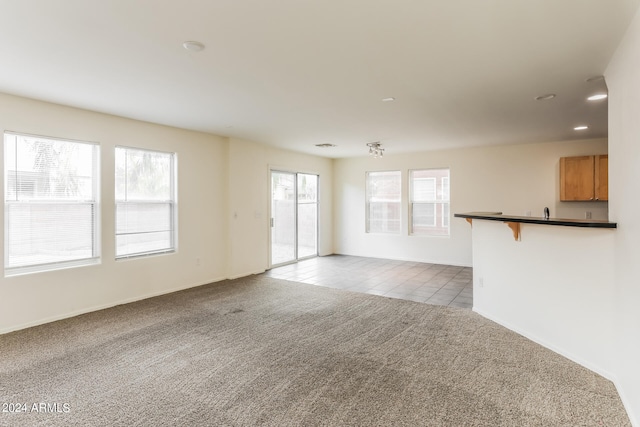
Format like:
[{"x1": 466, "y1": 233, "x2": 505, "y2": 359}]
[
  {"x1": 315, "y1": 143, "x2": 336, "y2": 148},
  {"x1": 183, "y1": 41, "x2": 205, "y2": 52},
  {"x1": 535, "y1": 93, "x2": 556, "y2": 101},
  {"x1": 382, "y1": 97, "x2": 395, "y2": 102},
  {"x1": 367, "y1": 142, "x2": 384, "y2": 158},
  {"x1": 574, "y1": 126, "x2": 589, "y2": 131},
  {"x1": 586, "y1": 75, "x2": 604, "y2": 83},
  {"x1": 587, "y1": 94, "x2": 608, "y2": 101}
]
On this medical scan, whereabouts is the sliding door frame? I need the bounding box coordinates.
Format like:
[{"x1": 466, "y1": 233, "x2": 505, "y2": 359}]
[{"x1": 268, "y1": 167, "x2": 319, "y2": 268}]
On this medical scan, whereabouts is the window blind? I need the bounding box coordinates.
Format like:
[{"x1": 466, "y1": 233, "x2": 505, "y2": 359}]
[
  {"x1": 366, "y1": 170, "x2": 401, "y2": 234},
  {"x1": 4, "y1": 132, "x2": 99, "y2": 274},
  {"x1": 115, "y1": 147, "x2": 176, "y2": 258},
  {"x1": 410, "y1": 169, "x2": 450, "y2": 236}
]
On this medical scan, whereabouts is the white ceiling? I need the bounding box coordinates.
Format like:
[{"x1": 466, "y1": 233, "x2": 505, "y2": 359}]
[{"x1": 0, "y1": 1, "x2": 638, "y2": 158}]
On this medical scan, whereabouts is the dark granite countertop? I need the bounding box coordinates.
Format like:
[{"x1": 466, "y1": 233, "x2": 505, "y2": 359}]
[{"x1": 454, "y1": 212, "x2": 617, "y2": 229}]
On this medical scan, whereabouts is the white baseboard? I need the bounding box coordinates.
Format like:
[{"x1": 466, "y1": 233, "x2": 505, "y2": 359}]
[
  {"x1": 611, "y1": 374, "x2": 639, "y2": 427},
  {"x1": 475, "y1": 307, "x2": 637, "y2": 426},
  {"x1": 332, "y1": 251, "x2": 472, "y2": 268},
  {"x1": 472, "y1": 307, "x2": 614, "y2": 382},
  {"x1": 0, "y1": 276, "x2": 227, "y2": 335},
  {"x1": 228, "y1": 269, "x2": 266, "y2": 280}
]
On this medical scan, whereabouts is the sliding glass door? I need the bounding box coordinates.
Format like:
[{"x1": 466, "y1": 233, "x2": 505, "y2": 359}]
[
  {"x1": 296, "y1": 173, "x2": 318, "y2": 259},
  {"x1": 270, "y1": 171, "x2": 318, "y2": 267},
  {"x1": 271, "y1": 171, "x2": 296, "y2": 265}
]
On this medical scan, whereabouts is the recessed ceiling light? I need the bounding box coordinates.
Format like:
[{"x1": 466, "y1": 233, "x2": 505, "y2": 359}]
[
  {"x1": 587, "y1": 94, "x2": 608, "y2": 101},
  {"x1": 183, "y1": 41, "x2": 205, "y2": 52},
  {"x1": 315, "y1": 143, "x2": 336, "y2": 148},
  {"x1": 382, "y1": 97, "x2": 395, "y2": 102},
  {"x1": 574, "y1": 126, "x2": 589, "y2": 131},
  {"x1": 535, "y1": 93, "x2": 556, "y2": 101}
]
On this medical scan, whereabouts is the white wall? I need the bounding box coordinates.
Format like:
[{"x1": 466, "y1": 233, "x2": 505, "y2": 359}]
[
  {"x1": 0, "y1": 94, "x2": 336, "y2": 333},
  {"x1": 333, "y1": 139, "x2": 608, "y2": 266},
  {"x1": 227, "y1": 137, "x2": 333, "y2": 278},
  {"x1": 472, "y1": 220, "x2": 615, "y2": 378},
  {"x1": 606, "y1": 5, "x2": 640, "y2": 425},
  {"x1": 0, "y1": 93, "x2": 231, "y2": 333}
]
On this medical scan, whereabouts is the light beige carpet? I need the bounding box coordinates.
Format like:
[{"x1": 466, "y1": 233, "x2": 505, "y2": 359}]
[{"x1": 0, "y1": 275, "x2": 630, "y2": 426}]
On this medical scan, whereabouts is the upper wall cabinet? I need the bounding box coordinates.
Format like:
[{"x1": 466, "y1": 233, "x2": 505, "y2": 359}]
[
  {"x1": 594, "y1": 154, "x2": 608, "y2": 201},
  {"x1": 560, "y1": 155, "x2": 608, "y2": 201}
]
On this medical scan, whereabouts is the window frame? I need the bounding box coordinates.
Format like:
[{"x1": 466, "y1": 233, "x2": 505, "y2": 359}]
[
  {"x1": 4, "y1": 131, "x2": 101, "y2": 276},
  {"x1": 115, "y1": 146, "x2": 177, "y2": 260},
  {"x1": 365, "y1": 170, "x2": 402, "y2": 234},
  {"x1": 442, "y1": 203, "x2": 450, "y2": 228},
  {"x1": 409, "y1": 168, "x2": 450, "y2": 237}
]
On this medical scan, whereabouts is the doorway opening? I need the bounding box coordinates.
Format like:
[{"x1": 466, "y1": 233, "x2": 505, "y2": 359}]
[{"x1": 270, "y1": 170, "x2": 318, "y2": 267}]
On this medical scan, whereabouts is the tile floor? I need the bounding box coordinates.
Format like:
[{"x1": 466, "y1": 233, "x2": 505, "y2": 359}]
[{"x1": 263, "y1": 254, "x2": 473, "y2": 309}]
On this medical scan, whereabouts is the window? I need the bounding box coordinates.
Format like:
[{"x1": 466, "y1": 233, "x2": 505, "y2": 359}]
[
  {"x1": 115, "y1": 147, "x2": 176, "y2": 258},
  {"x1": 4, "y1": 132, "x2": 99, "y2": 275},
  {"x1": 410, "y1": 169, "x2": 450, "y2": 236},
  {"x1": 366, "y1": 171, "x2": 401, "y2": 233}
]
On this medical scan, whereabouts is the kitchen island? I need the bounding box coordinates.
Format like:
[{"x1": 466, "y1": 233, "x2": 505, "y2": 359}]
[{"x1": 455, "y1": 211, "x2": 617, "y2": 381}]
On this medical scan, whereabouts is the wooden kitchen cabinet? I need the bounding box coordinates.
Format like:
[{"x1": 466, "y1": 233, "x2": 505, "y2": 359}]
[
  {"x1": 560, "y1": 155, "x2": 608, "y2": 201},
  {"x1": 595, "y1": 154, "x2": 608, "y2": 201}
]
